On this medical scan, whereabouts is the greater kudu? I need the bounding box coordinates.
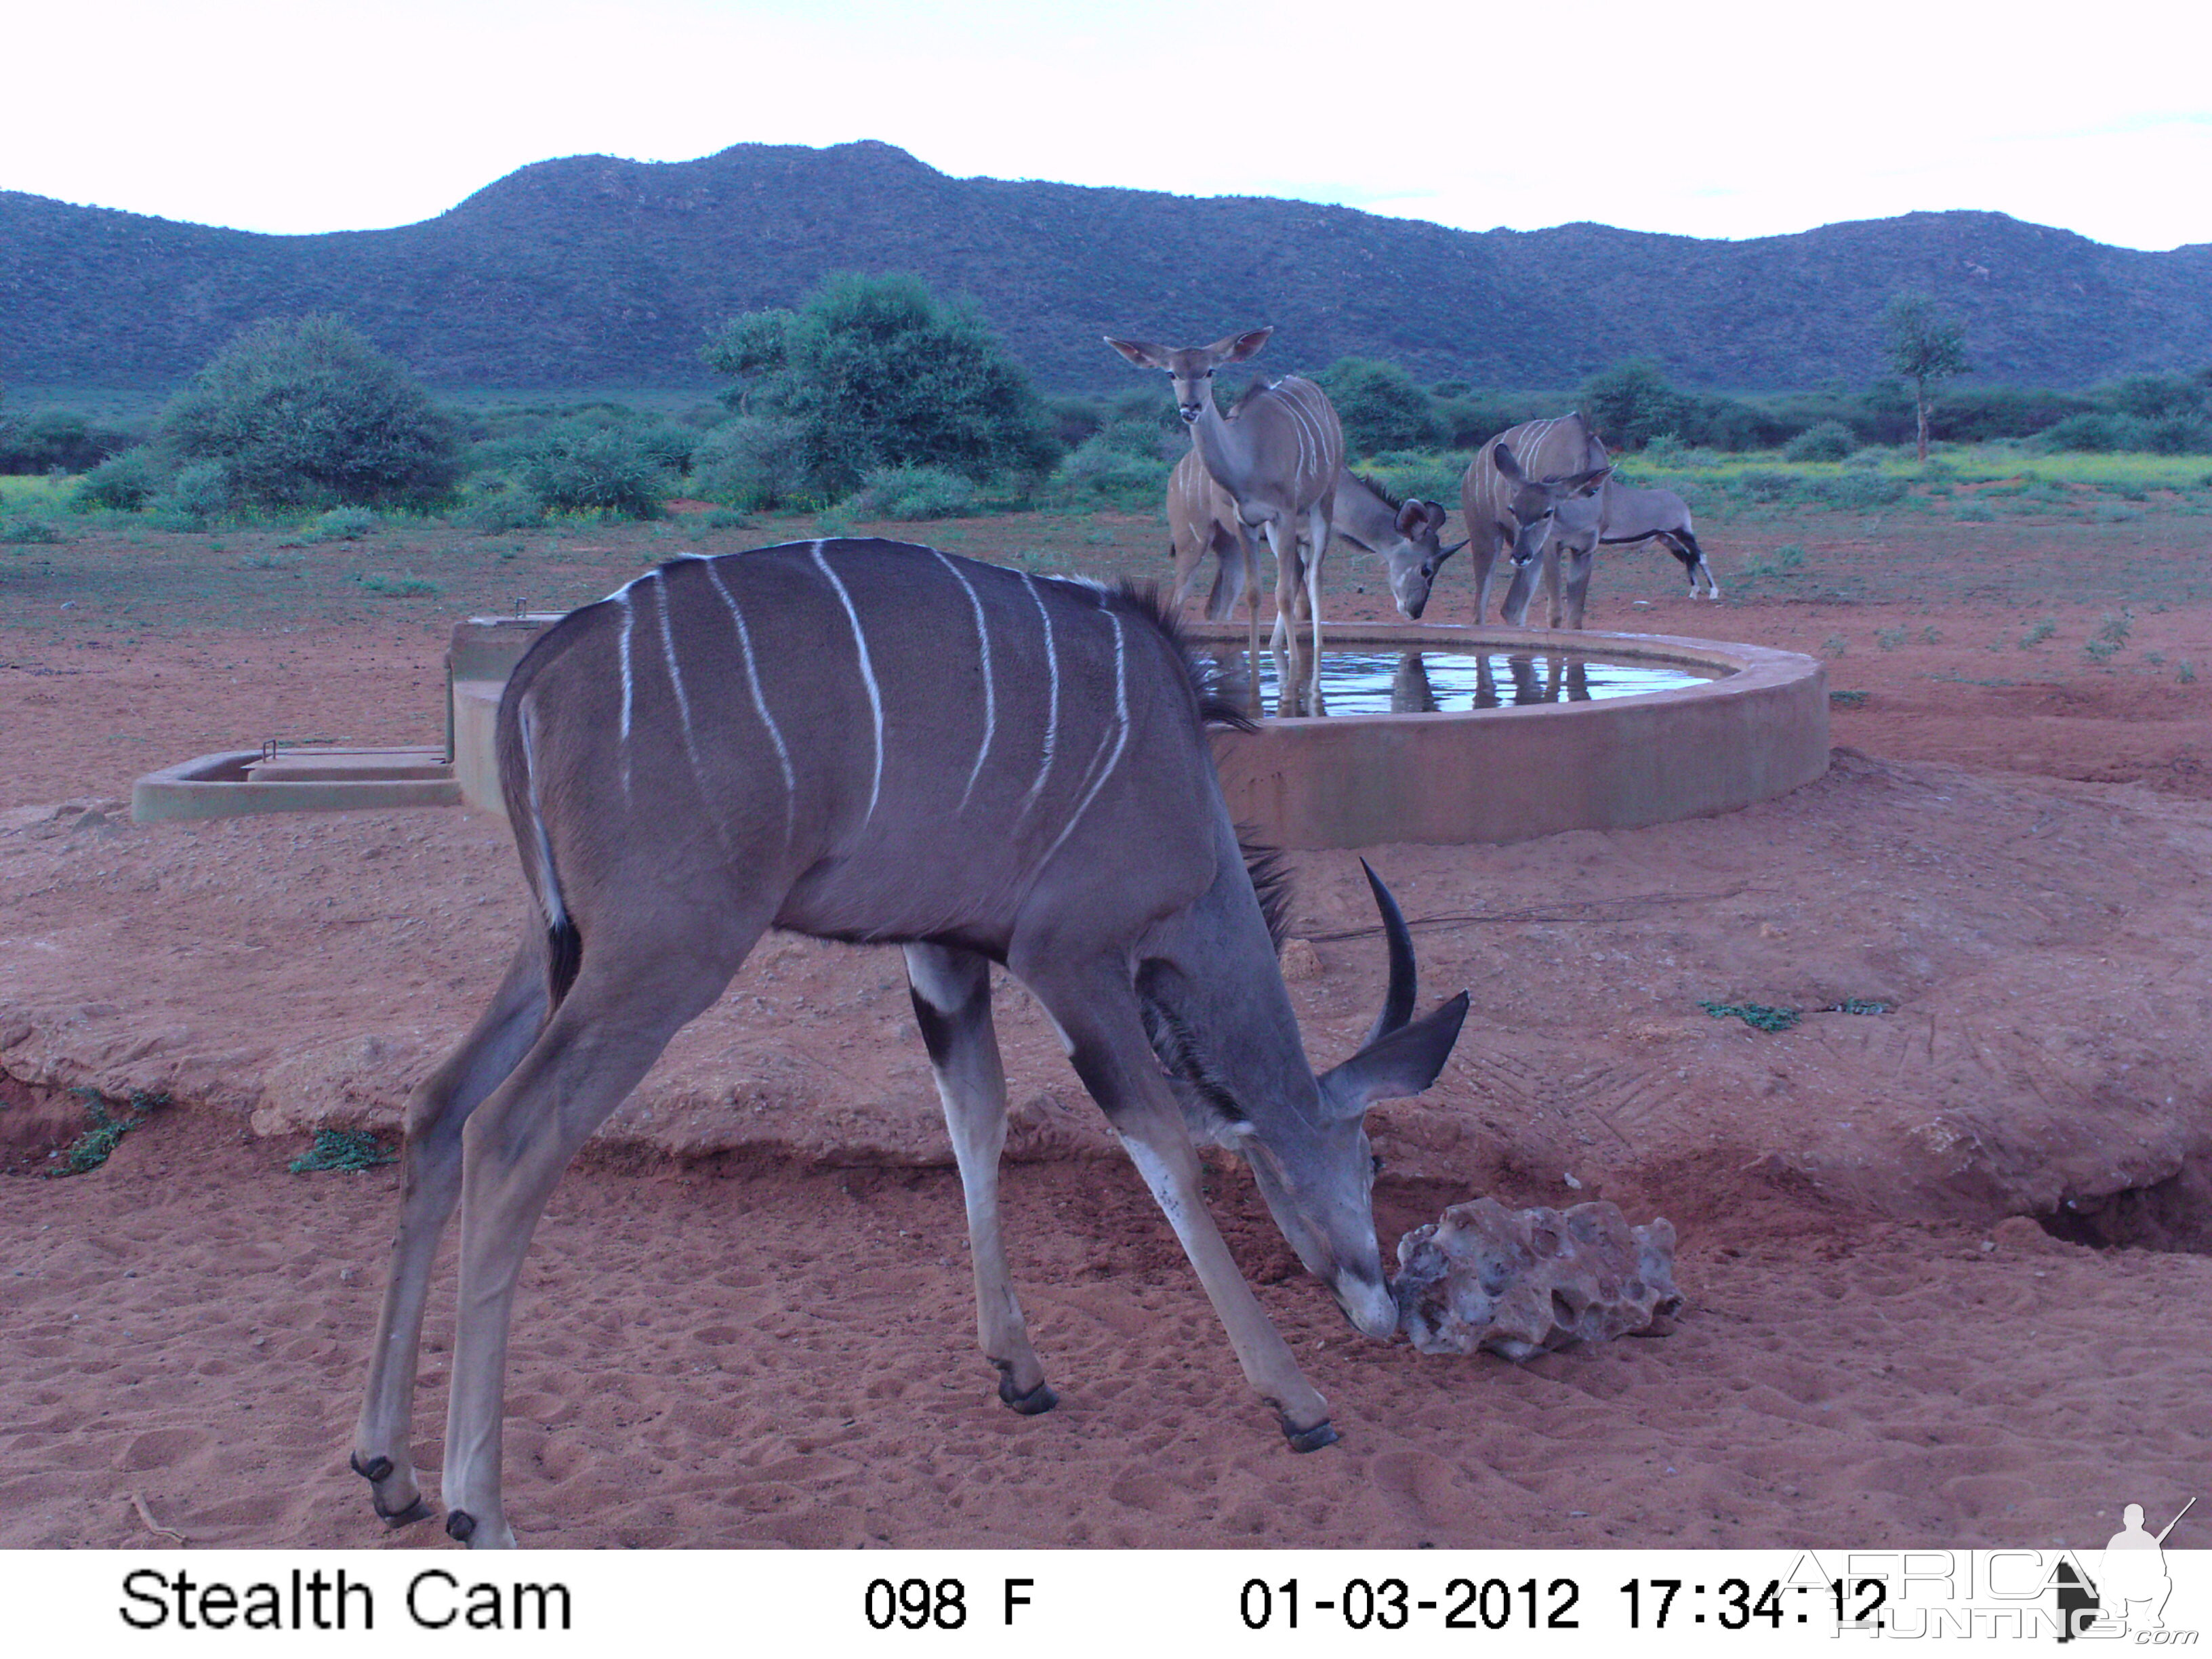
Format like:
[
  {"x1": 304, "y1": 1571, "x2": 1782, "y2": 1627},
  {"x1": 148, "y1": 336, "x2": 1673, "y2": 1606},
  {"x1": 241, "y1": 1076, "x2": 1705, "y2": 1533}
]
[
  {"x1": 1544, "y1": 478, "x2": 1721, "y2": 613},
  {"x1": 1108, "y1": 330, "x2": 1345, "y2": 664},
  {"x1": 1168, "y1": 449, "x2": 1460, "y2": 632},
  {"x1": 1422, "y1": 414, "x2": 1610, "y2": 626},
  {"x1": 348, "y1": 539, "x2": 1469, "y2": 1548}
]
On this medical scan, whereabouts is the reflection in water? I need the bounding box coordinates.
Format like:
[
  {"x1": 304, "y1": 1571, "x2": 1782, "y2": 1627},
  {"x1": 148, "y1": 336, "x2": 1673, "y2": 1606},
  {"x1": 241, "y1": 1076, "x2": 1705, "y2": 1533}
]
[{"x1": 1205, "y1": 647, "x2": 1716, "y2": 718}]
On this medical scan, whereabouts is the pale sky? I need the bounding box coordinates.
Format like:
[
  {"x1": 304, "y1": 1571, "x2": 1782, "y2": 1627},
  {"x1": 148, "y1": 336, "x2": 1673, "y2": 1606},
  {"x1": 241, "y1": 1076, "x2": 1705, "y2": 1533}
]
[{"x1": 6, "y1": 0, "x2": 2207, "y2": 250}]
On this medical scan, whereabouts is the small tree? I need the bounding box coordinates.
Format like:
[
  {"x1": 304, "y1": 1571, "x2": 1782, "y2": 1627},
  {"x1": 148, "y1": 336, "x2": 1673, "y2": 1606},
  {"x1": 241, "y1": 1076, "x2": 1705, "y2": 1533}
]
[
  {"x1": 1883, "y1": 293, "x2": 1969, "y2": 462},
  {"x1": 161, "y1": 315, "x2": 461, "y2": 511},
  {"x1": 1314, "y1": 356, "x2": 1440, "y2": 455},
  {"x1": 1576, "y1": 359, "x2": 1690, "y2": 451},
  {"x1": 701, "y1": 273, "x2": 1058, "y2": 493}
]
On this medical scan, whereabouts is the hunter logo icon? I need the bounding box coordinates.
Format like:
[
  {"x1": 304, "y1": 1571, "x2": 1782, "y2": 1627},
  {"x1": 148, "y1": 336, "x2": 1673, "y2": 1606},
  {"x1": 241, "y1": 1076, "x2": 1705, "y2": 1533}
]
[{"x1": 2056, "y1": 1496, "x2": 2194, "y2": 1641}]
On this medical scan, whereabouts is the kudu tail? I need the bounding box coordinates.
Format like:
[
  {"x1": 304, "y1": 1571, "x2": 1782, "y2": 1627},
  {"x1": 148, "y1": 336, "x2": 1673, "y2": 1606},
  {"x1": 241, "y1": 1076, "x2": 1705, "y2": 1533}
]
[{"x1": 496, "y1": 645, "x2": 584, "y2": 1013}]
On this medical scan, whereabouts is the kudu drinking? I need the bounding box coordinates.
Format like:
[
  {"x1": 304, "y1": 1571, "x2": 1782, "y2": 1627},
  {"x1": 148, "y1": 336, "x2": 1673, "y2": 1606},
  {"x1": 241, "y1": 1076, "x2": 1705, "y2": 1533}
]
[
  {"x1": 1108, "y1": 329, "x2": 1345, "y2": 667},
  {"x1": 348, "y1": 538, "x2": 1469, "y2": 1548},
  {"x1": 1168, "y1": 449, "x2": 1461, "y2": 636},
  {"x1": 1410, "y1": 414, "x2": 1610, "y2": 626}
]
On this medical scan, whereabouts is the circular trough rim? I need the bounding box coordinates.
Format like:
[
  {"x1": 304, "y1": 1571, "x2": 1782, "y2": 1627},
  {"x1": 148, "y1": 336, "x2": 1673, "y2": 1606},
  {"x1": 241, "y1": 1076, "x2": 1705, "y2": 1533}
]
[
  {"x1": 1188, "y1": 621, "x2": 1830, "y2": 848},
  {"x1": 1183, "y1": 621, "x2": 1807, "y2": 726}
]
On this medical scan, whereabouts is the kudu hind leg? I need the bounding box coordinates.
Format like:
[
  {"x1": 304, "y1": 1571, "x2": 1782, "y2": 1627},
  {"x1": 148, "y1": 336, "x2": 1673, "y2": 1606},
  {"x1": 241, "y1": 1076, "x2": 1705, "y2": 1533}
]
[
  {"x1": 440, "y1": 921, "x2": 760, "y2": 1547},
  {"x1": 1021, "y1": 960, "x2": 1336, "y2": 1450},
  {"x1": 352, "y1": 933, "x2": 548, "y2": 1528},
  {"x1": 904, "y1": 944, "x2": 1053, "y2": 1414}
]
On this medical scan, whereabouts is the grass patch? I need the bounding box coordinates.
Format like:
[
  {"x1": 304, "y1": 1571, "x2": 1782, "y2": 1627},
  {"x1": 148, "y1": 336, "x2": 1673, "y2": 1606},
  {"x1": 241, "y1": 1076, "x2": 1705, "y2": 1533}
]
[
  {"x1": 288, "y1": 1128, "x2": 398, "y2": 1174},
  {"x1": 1828, "y1": 689, "x2": 1869, "y2": 706},
  {"x1": 1822, "y1": 998, "x2": 1891, "y2": 1015},
  {"x1": 356, "y1": 572, "x2": 442, "y2": 597},
  {"x1": 2021, "y1": 618, "x2": 2057, "y2": 647},
  {"x1": 45, "y1": 1087, "x2": 169, "y2": 1177},
  {"x1": 1699, "y1": 1000, "x2": 1800, "y2": 1033}
]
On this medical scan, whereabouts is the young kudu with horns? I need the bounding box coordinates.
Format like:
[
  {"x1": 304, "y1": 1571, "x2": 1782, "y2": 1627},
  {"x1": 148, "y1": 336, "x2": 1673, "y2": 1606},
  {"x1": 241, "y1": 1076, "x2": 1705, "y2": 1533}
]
[
  {"x1": 1109, "y1": 329, "x2": 1345, "y2": 666},
  {"x1": 1168, "y1": 447, "x2": 1462, "y2": 632},
  {"x1": 1399, "y1": 414, "x2": 1612, "y2": 626},
  {"x1": 348, "y1": 539, "x2": 1469, "y2": 1548}
]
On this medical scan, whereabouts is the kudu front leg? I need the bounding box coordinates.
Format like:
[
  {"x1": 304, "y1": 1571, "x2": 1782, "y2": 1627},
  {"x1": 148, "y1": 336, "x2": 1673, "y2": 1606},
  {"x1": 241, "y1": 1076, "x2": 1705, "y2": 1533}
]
[
  {"x1": 903, "y1": 943, "x2": 1054, "y2": 1415},
  {"x1": 352, "y1": 935, "x2": 547, "y2": 1530},
  {"x1": 1025, "y1": 964, "x2": 1336, "y2": 1450}
]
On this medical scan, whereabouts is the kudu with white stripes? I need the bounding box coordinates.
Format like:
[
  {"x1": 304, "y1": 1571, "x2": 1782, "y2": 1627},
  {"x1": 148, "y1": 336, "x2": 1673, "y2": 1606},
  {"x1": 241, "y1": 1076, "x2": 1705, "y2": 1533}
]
[
  {"x1": 348, "y1": 538, "x2": 1469, "y2": 1549},
  {"x1": 1544, "y1": 478, "x2": 1721, "y2": 615},
  {"x1": 1168, "y1": 449, "x2": 1462, "y2": 632},
  {"x1": 1416, "y1": 413, "x2": 1610, "y2": 626},
  {"x1": 1109, "y1": 329, "x2": 1345, "y2": 661}
]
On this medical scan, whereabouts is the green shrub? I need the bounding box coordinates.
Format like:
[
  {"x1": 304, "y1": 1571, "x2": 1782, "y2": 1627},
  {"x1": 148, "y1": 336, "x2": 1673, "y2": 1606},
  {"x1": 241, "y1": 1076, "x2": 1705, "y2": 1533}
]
[
  {"x1": 1, "y1": 515, "x2": 62, "y2": 543},
  {"x1": 1315, "y1": 356, "x2": 1443, "y2": 456},
  {"x1": 289, "y1": 1128, "x2": 397, "y2": 1173},
  {"x1": 307, "y1": 506, "x2": 380, "y2": 541},
  {"x1": 452, "y1": 484, "x2": 545, "y2": 533},
  {"x1": 0, "y1": 407, "x2": 140, "y2": 474},
  {"x1": 356, "y1": 572, "x2": 441, "y2": 596},
  {"x1": 73, "y1": 447, "x2": 166, "y2": 512},
  {"x1": 1951, "y1": 499, "x2": 1996, "y2": 521},
  {"x1": 1042, "y1": 428, "x2": 1172, "y2": 511},
  {"x1": 1784, "y1": 420, "x2": 1856, "y2": 462},
  {"x1": 147, "y1": 461, "x2": 234, "y2": 528},
  {"x1": 516, "y1": 419, "x2": 668, "y2": 518},
  {"x1": 2036, "y1": 412, "x2": 2144, "y2": 453},
  {"x1": 1361, "y1": 449, "x2": 1467, "y2": 506},
  {"x1": 691, "y1": 415, "x2": 817, "y2": 510},
  {"x1": 703, "y1": 272, "x2": 1060, "y2": 493},
  {"x1": 848, "y1": 464, "x2": 977, "y2": 520},
  {"x1": 1814, "y1": 472, "x2": 1906, "y2": 510},
  {"x1": 161, "y1": 315, "x2": 462, "y2": 510},
  {"x1": 1577, "y1": 359, "x2": 1691, "y2": 451}
]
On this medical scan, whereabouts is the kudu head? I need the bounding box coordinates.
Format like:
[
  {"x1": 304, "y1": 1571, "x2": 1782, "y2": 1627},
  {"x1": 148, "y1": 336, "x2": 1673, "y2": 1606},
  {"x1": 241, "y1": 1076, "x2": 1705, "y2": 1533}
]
[
  {"x1": 1381, "y1": 498, "x2": 1467, "y2": 621},
  {"x1": 1143, "y1": 860, "x2": 1469, "y2": 1340},
  {"x1": 1493, "y1": 441, "x2": 1611, "y2": 571},
  {"x1": 1106, "y1": 328, "x2": 1273, "y2": 427}
]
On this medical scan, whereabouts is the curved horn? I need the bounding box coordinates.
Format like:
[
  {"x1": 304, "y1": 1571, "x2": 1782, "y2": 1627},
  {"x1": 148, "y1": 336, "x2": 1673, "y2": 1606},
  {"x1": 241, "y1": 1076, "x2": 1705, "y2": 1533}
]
[{"x1": 1359, "y1": 859, "x2": 1416, "y2": 1048}]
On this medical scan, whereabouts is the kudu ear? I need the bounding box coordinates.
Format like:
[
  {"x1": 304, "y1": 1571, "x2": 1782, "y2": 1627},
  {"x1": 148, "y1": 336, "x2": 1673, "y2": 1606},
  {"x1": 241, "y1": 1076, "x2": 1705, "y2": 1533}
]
[
  {"x1": 1206, "y1": 327, "x2": 1273, "y2": 363},
  {"x1": 1421, "y1": 500, "x2": 1450, "y2": 533},
  {"x1": 1320, "y1": 992, "x2": 1471, "y2": 1118},
  {"x1": 1492, "y1": 442, "x2": 1524, "y2": 482},
  {"x1": 1568, "y1": 464, "x2": 1613, "y2": 496},
  {"x1": 1105, "y1": 336, "x2": 1171, "y2": 371},
  {"x1": 1393, "y1": 497, "x2": 1431, "y2": 537}
]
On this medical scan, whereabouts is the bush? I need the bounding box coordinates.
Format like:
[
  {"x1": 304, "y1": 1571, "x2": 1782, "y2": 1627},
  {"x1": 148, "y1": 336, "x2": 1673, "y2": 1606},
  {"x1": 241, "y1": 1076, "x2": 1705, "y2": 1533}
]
[
  {"x1": 1812, "y1": 471, "x2": 1907, "y2": 510},
  {"x1": 2034, "y1": 412, "x2": 2144, "y2": 453},
  {"x1": 1314, "y1": 357, "x2": 1442, "y2": 456},
  {"x1": 1041, "y1": 424, "x2": 1173, "y2": 511},
  {"x1": 147, "y1": 462, "x2": 234, "y2": 528},
  {"x1": 1784, "y1": 421, "x2": 1857, "y2": 462},
  {"x1": 1577, "y1": 359, "x2": 1691, "y2": 451},
  {"x1": 162, "y1": 315, "x2": 462, "y2": 510},
  {"x1": 451, "y1": 483, "x2": 546, "y2": 533},
  {"x1": 1, "y1": 516, "x2": 62, "y2": 544},
  {"x1": 306, "y1": 506, "x2": 380, "y2": 541},
  {"x1": 691, "y1": 415, "x2": 817, "y2": 510},
  {"x1": 0, "y1": 408, "x2": 139, "y2": 474},
  {"x1": 848, "y1": 464, "x2": 977, "y2": 520},
  {"x1": 702, "y1": 272, "x2": 1060, "y2": 493},
  {"x1": 514, "y1": 419, "x2": 668, "y2": 517},
  {"x1": 1360, "y1": 449, "x2": 1466, "y2": 506},
  {"x1": 72, "y1": 447, "x2": 166, "y2": 512}
]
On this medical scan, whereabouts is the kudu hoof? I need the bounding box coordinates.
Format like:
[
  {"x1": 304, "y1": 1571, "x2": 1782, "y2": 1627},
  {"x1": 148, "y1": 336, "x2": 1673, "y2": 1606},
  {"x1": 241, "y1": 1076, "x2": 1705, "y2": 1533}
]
[
  {"x1": 996, "y1": 1372, "x2": 1059, "y2": 1416},
  {"x1": 1282, "y1": 1418, "x2": 1341, "y2": 1454},
  {"x1": 351, "y1": 1452, "x2": 434, "y2": 1527},
  {"x1": 446, "y1": 1510, "x2": 478, "y2": 1543}
]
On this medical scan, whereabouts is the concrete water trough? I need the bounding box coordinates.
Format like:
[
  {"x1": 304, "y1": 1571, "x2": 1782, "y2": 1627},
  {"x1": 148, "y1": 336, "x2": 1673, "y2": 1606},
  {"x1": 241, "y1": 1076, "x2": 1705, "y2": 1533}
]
[{"x1": 444, "y1": 615, "x2": 1829, "y2": 848}]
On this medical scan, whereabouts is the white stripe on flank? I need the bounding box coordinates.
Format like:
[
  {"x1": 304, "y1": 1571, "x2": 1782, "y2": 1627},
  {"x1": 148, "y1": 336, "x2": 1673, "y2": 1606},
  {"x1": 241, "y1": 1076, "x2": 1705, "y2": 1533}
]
[
  {"x1": 518, "y1": 697, "x2": 567, "y2": 930},
  {"x1": 615, "y1": 588, "x2": 635, "y2": 795},
  {"x1": 651, "y1": 571, "x2": 705, "y2": 784},
  {"x1": 1019, "y1": 573, "x2": 1061, "y2": 815},
  {"x1": 811, "y1": 540, "x2": 884, "y2": 825},
  {"x1": 1039, "y1": 604, "x2": 1129, "y2": 869},
  {"x1": 930, "y1": 549, "x2": 997, "y2": 811},
  {"x1": 702, "y1": 557, "x2": 795, "y2": 836}
]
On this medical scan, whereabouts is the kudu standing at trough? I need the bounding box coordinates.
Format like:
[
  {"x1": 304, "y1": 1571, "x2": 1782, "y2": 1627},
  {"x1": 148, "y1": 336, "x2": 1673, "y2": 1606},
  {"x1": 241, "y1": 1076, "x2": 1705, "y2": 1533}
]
[
  {"x1": 348, "y1": 538, "x2": 1469, "y2": 1548},
  {"x1": 1399, "y1": 413, "x2": 1611, "y2": 626},
  {"x1": 1109, "y1": 329, "x2": 1345, "y2": 668},
  {"x1": 1168, "y1": 447, "x2": 1462, "y2": 631}
]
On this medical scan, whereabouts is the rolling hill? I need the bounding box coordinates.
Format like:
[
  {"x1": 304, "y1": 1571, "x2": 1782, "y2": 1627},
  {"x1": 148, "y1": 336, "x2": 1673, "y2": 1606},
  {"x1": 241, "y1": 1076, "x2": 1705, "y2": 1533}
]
[{"x1": 3, "y1": 140, "x2": 2208, "y2": 393}]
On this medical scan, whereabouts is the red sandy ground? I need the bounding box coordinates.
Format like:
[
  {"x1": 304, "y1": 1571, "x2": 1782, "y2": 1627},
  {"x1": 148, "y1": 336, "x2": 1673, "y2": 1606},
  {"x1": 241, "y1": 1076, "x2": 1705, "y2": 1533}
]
[{"x1": 3, "y1": 505, "x2": 2209, "y2": 1550}]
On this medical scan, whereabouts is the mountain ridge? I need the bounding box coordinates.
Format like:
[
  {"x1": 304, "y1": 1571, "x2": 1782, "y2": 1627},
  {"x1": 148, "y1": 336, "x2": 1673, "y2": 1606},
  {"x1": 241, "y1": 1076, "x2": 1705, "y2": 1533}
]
[{"x1": 4, "y1": 140, "x2": 2207, "y2": 393}]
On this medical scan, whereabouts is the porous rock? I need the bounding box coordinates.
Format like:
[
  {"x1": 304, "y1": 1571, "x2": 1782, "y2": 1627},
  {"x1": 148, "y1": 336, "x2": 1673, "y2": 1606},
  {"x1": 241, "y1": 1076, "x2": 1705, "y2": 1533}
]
[{"x1": 1392, "y1": 1197, "x2": 1683, "y2": 1359}]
